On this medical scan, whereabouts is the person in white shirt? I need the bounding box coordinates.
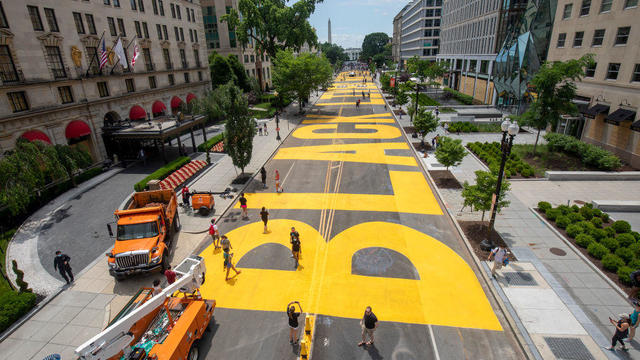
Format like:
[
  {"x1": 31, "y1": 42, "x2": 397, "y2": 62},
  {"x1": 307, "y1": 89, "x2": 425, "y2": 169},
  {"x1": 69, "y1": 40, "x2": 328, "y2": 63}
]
[
  {"x1": 488, "y1": 246, "x2": 508, "y2": 278},
  {"x1": 152, "y1": 279, "x2": 162, "y2": 296}
]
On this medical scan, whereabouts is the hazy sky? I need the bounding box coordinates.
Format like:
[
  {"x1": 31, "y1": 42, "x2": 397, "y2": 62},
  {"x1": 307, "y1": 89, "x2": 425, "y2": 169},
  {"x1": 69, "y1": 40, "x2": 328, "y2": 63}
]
[{"x1": 308, "y1": 0, "x2": 407, "y2": 49}]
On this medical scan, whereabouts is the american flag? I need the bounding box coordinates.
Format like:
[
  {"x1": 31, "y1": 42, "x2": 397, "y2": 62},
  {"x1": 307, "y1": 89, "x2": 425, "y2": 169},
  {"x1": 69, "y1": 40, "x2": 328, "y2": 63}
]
[
  {"x1": 99, "y1": 37, "x2": 108, "y2": 69},
  {"x1": 131, "y1": 40, "x2": 139, "y2": 68}
]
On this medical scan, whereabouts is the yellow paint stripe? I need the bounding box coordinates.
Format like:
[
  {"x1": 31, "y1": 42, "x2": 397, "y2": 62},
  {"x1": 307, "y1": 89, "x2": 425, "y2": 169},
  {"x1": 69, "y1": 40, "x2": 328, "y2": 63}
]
[
  {"x1": 292, "y1": 124, "x2": 400, "y2": 140},
  {"x1": 274, "y1": 142, "x2": 417, "y2": 166},
  {"x1": 302, "y1": 117, "x2": 394, "y2": 124},
  {"x1": 316, "y1": 100, "x2": 385, "y2": 106}
]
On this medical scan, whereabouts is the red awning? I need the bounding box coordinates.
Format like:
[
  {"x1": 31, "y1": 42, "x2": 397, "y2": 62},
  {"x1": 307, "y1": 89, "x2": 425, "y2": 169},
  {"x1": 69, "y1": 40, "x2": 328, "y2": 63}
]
[
  {"x1": 171, "y1": 96, "x2": 183, "y2": 109},
  {"x1": 21, "y1": 130, "x2": 51, "y2": 144},
  {"x1": 152, "y1": 101, "x2": 167, "y2": 114},
  {"x1": 129, "y1": 105, "x2": 147, "y2": 120},
  {"x1": 186, "y1": 93, "x2": 197, "y2": 104},
  {"x1": 65, "y1": 120, "x2": 91, "y2": 139}
]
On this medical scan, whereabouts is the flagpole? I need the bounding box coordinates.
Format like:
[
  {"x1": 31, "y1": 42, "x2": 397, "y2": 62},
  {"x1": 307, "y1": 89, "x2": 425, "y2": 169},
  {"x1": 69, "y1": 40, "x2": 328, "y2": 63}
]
[
  {"x1": 110, "y1": 37, "x2": 134, "y2": 74},
  {"x1": 85, "y1": 31, "x2": 106, "y2": 77}
]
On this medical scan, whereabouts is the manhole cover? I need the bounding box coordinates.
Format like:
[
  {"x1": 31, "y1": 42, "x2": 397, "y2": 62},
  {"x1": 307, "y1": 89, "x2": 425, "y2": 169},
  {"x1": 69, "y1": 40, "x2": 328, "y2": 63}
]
[
  {"x1": 550, "y1": 248, "x2": 567, "y2": 256},
  {"x1": 502, "y1": 272, "x2": 537, "y2": 286},
  {"x1": 574, "y1": 200, "x2": 586, "y2": 205},
  {"x1": 544, "y1": 337, "x2": 595, "y2": 360}
]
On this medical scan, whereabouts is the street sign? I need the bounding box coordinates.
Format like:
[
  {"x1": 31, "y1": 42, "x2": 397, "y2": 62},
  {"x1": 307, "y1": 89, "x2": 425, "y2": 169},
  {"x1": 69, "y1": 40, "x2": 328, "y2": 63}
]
[{"x1": 390, "y1": 77, "x2": 396, "y2": 88}]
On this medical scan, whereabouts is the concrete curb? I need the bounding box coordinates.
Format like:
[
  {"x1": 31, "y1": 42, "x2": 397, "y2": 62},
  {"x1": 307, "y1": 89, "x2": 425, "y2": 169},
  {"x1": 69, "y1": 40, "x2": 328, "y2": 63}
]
[
  {"x1": 380, "y1": 89, "x2": 537, "y2": 360},
  {"x1": 529, "y1": 208, "x2": 633, "y2": 302}
]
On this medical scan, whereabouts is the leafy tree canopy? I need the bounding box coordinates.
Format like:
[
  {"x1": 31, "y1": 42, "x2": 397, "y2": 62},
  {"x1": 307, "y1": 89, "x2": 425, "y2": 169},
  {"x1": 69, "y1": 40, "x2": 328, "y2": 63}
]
[
  {"x1": 412, "y1": 107, "x2": 438, "y2": 140},
  {"x1": 406, "y1": 56, "x2": 447, "y2": 82},
  {"x1": 319, "y1": 42, "x2": 348, "y2": 65},
  {"x1": 227, "y1": 54, "x2": 251, "y2": 92},
  {"x1": 461, "y1": 170, "x2": 511, "y2": 221},
  {"x1": 222, "y1": 0, "x2": 322, "y2": 59},
  {"x1": 435, "y1": 137, "x2": 467, "y2": 170},
  {"x1": 361, "y1": 32, "x2": 389, "y2": 62},
  {"x1": 272, "y1": 50, "x2": 332, "y2": 111},
  {"x1": 220, "y1": 83, "x2": 255, "y2": 173},
  {"x1": 209, "y1": 52, "x2": 235, "y2": 89}
]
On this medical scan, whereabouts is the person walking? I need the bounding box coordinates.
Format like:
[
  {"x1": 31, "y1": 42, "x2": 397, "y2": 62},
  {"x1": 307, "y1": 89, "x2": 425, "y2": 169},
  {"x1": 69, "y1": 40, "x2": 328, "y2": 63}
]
[
  {"x1": 152, "y1": 279, "x2": 162, "y2": 296},
  {"x1": 290, "y1": 227, "x2": 301, "y2": 268},
  {"x1": 181, "y1": 186, "x2": 190, "y2": 208},
  {"x1": 164, "y1": 265, "x2": 177, "y2": 284},
  {"x1": 260, "y1": 166, "x2": 267, "y2": 189},
  {"x1": 260, "y1": 207, "x2": 269, "y2": 233},
  {"x1": 362, "y1": 91, "x2": 365, "y2": 98},
  {"x1": 223, "y1": 250, "x2": 241, "y2": 280},
  {"x1": 263, "y1": 123, "x2": 268, "y2": 135},
  {"x1": 627, "y1": 300, "x2": 640, "y2": 342},
  {"x1": 54, "y1": 250, "x2": 74, "y2": 284},
  {"x1": 239, "y1": 193, "x2": 248, "y2": 219},
  {"x1": 488, "y1": 245, "x2": 508, "y2": 278},
  {"x1": 287, "y1": 301, "x2": 302, "y2": 344},
  {"x1": 209, "y1": 219, "x2": 220, "y2": 249},
  {"x1": 138, "y1": 148, "x2": 146, "y2": 166},
  {"x1": 258, "y1": 126, "x2": 263, "y2": 136},
  {"x1": 275, "y1": 170, "x2": 282, "y2": 193},
  {"x1": 220, "y1": 235, "x2": 233, "y2": 254},
  {"x1": 608, "y1": 314, "x2": 631, "y2": 351},
  {"x1": 358, "y1": 306, "x2": 378, "y2": 346}
]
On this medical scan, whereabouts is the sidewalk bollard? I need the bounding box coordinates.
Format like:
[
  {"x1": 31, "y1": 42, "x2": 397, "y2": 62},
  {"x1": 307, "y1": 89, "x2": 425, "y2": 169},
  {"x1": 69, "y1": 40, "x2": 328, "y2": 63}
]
[
  {"x1": 300, "y1": 339, "x2": 309, "y2": 359},
  {"x1": 305, "y1": 315, "x2": 313, "y2": 335}
]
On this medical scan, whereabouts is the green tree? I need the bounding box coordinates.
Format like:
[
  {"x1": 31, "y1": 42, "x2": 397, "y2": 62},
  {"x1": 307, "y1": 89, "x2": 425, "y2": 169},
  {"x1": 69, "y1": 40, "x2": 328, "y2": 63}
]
[
  {"x1": 435, "y1": 137, "x2": 467, "y2": 170},
  {"x1": 412, "y1": 107, "x2": 438, "y2": 141},
  {"x1": 54, "y1": 144, "x2": 92, "y2": 186},
  {"x1": 222, "y1": 0, "x2": 322, "y2": 59},
  {"x1": 461, "y1": 170, "x2": 511, "y2": 221},
  {"x1": 406, "y1": 56, "x2": 447, "y2": 116},
  {"x1": 319, "y1": 42, "x2": 348, "y2": 65},
  {"x1": 209, "y1": 52, "x2": 235, "y2": 89},
  {"x1": 361, "y1": 32, "x2": 390, "y2": 63},
  {"x1": 395, "y1": 90, "x2": 409, "y2": 108},
  {"x1": 220, "y1": 84, "x2": 255, "y2": 174},
  {"x1": 227, "y1": 54, "x2": 251, "y2": 92},
  {"x1": 519, "y1": 54, "x2": 593, "y2": 154},
  {"x1": 272, "y1": 50, "x2": 332, "y2": 112}
]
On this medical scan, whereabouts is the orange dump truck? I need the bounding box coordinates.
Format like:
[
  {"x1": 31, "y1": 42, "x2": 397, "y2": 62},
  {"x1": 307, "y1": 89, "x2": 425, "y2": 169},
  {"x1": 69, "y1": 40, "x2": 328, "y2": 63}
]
[{"x1": 107, "y1": 190, "x2": 179, "y2": 279}]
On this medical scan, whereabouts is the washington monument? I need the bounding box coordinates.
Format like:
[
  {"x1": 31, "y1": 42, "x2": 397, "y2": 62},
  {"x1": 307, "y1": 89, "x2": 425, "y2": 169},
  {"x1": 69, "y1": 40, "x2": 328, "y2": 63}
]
[{"x1": 328, "y1": 18, "x2": 332, "y2": 44}]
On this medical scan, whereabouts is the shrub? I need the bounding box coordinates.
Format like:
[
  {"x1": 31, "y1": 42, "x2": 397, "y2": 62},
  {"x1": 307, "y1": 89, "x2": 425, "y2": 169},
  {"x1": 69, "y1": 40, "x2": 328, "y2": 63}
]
[
  {"x1": 543, "y1": 132, "x2": 622, "y2": 171},
  {"x1": 590, "y1": 228, "x2": 608, "y2": 241},
  {"x1": 632, "y1": 231, "x2": 640, "y2": 242},
  {"x1": 443, "y1": 87, "x2": 475, "y2": 105},
  {"x1": 134, "y1": 156, "x2": 191, "y2": 192},
  {"x1": 587, "y1": 242, "x2": 610, "y2": 260},
  {"x1": 75, "y1": 167, "x2": 104, "y2": 183},
  {"x1": 575, "y1": 234, "x2": 594, "y2": 248},
  {"x1": 565, "y1": 224, "x2": 584, "y2": 238},
  {"x1": 618, "y1": 266, "x2": 634, "y2": 286},
  {"x1": 580, "y1": 221, "x2": 596, "y2": 232},
  {"x1": 557, "y1": 205, "x2": 572, "y2": 215},
  {"x1": 196, "y1": 133, "x2": 225, "y2": 152},
  {"x1": 601, "y1": 237, "x2": 619, "y2": 252},
  {"x1": 590, "y1": 217, "x2": 603, "y2": 228},
  {"x1": 616, "y1": 233, "x2": 636, "y2": 248},
  {"x1": 538, "y1": 201, "x2": 552, "y2": 212},
  {"x1": 612, "y1": 220, "x2": 631, "y2": 234},
  {"x1": 600, "y1": 213, "x2": 610, "y2": 223},
  {"x1": 605, "y1": 227, "x2": 617, "y2": 237},
  {"x1": 546, "y1": 208, "x2": 562, "y2": 221},
  {"x1": 602, "y1": 254, "x2": 626, "y2": 272},
  {"x1": 629, "y1": 243, "x2": 640, "y2": 258},
  {"x1": 592, "y1": 208, "x2": 603, "y2": 218},
  {"x1": 0, "y1": 291, "x2": 37, "y2": 332},
  {"x1": 556, "y1": 216, "x2": 571, "y2": 229},
  {"x1": 579, "y1": 206, "x2": 594, "y2": 220},
  {"x1": 628, "y1": 258, "x2": 640, "y2": 270},
  {"x1": 615, "y1": 247, "x2": 634, "y2": 264},
  {"x1": 521, "y1": 168, "x2": 534, "y2": 178},
  {"x1": 567, "y1": 213, "x2": 584, "y2": 224}
]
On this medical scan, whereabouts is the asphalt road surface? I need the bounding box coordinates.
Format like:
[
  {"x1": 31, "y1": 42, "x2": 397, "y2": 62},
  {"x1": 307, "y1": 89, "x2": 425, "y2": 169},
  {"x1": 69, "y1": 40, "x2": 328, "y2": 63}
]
[{"x1": 196, "y1": 72, "x2": 524, "y2": 359}]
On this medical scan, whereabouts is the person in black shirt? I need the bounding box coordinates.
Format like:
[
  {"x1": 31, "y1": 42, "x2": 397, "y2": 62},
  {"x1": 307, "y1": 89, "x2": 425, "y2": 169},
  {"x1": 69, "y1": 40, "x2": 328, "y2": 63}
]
[
  {"x1": 287, "y1": 301, "x2": 302, "y2": 344},
  {"x1": 53, "y1": 250, "x2": 74, "y2": 284},
  {"x1": 260, "y1": 207, "x2": 269, "y2": 233},
  {"x1": 290, "y1": 227, "x2": 301, "y2": 268},
  {"x1": 358, "y1": 306, "x2": 378, "y2": 346},
  {"x1": 239, "y1": 193, "x2": 248, "y2": 219},
  {"x1": 260, "y1": 167, "x2": 267, "y2": 189}
]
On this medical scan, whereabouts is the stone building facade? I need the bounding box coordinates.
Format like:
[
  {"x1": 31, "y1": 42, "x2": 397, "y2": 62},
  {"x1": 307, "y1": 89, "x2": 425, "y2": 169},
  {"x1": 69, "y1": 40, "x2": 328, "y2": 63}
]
[
  {"x1": 547, "y1": 0, "x2": 640, "y2": 168},
  {"x1": 0, "y1": 0, "x2": 211, "y2": 161}
]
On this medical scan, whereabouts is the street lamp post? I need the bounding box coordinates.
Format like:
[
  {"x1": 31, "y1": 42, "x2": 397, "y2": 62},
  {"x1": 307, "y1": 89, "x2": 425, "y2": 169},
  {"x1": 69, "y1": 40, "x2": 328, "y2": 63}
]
[
  {"x1": 481, "y1": 120, "x2": 519, "y2": 250},
  {"x1": 413, "y1": 82, "x2": 419, "y2": 124}
]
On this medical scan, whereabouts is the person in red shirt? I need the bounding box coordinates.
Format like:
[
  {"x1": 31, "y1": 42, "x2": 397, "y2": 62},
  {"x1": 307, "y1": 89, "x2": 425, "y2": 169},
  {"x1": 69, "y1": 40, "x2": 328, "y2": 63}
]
[
  {"x1": 181, "y1": 186, "x2": 190, "y2": 207},
  {"x1": 164, "y1": 265, "x2": 177, "y2": 284},
  {"x1": 275, "y1": 170, "x2": 282, "y2": 193}
]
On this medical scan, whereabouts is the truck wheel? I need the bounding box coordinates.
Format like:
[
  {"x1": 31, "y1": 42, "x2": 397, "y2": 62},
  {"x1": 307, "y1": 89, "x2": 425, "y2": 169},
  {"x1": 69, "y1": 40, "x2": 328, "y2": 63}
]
[
  {"x1": 198, "y1": 206, "x2": 210, "y2": 216},
  {"x1": 174, "y1": 214, "x2": 181, "y2": 231},
  {"x1": 187, "y1": 342, "x2": 199, "y2": 360}
]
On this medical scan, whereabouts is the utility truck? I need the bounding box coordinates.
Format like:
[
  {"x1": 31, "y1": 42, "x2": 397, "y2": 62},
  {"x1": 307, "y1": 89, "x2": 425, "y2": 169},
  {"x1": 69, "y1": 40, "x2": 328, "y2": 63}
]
[
  {"x1": 107, "y1": 190, "x2": 179, "y2": 279},
  {"x1": 76, "y1": 255, "x2": 214, "y2": 360}
]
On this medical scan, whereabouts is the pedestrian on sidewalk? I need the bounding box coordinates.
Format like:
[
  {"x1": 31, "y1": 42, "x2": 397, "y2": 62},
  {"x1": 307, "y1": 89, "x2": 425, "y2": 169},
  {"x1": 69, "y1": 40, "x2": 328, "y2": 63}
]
[
  {"x1": 220, "y1": 235, "x2": 233, "y2": 254},
  {"x1": 260, "y1": 207, "x2": 269, "y2": 233},
  {"x1": 209, "y1": 219, "x2": 220, "y2": 249},
  {"x1": 138, "y1": 148, "x2": 146, "y2": 166},
  {"x1": 259, "y1": 126, "x2": 263, "y2": 136},
  {"x1": 152, "y1": 279, "x2": 162, "y2": 296},
  {"x1": 287, "y1": 301, "x2": 302, "y2": 344},
  {"x1": 358, "y1": 306, "x2": 378, "y2": 346},
  {"x1": 223, "y1": 250, "x2": 241, "y2": 280},
  {"x1": 290, "y1": 227, "x2": 301, "y2": 268},
  {"x1": 608, "y1": 314, "x2": 631, "y2": 351},
  {"x1": 627, "y1": 300, "x2": 640, "y2": 342},
  {"x1": 275, "y1": 169, "x2": 283, "y2": 193},
  {"x1": 181, "y1": 186, "x2": 191, "y2": 208},
  {"x1": 54, "y1": 250, "x2": 74, "y2": 284},
  {"x1": 488, "y1": 245, "x2": 508, "y2": 278},
  {"x1": 164, "y1": 265, "x2": 177, "y2": 284},
  {"x1": 239, "y1": 192, "x2": 248, "y2": 219},
  {"x1": 431, "y1": 137, "x2": 436, "y2": 149},
  {"x1": 260, "y1": 166, "x2": 267, "y2": 189},
  {"x1": 264, "y1": 123, "x2": 268, "y2": 135}
]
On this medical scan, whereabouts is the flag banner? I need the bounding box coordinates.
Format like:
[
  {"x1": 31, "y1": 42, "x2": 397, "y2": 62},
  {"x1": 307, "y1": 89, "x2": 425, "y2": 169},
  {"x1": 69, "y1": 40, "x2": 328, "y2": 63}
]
[
  {"x1": 131, "y1": 40, "x2": 139, "y2": 68},
  {"x1": 113, "y1": 39, "x2": 128, "y2": 69},
  {"x1": 99, "y1": 37, "x2": 108, "y2": 69}
]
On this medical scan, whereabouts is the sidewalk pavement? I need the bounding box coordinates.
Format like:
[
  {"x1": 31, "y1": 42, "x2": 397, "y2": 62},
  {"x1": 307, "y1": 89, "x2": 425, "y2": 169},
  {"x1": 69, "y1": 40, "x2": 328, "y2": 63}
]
[
  {"x1": 0, "y1": 92, "x2": 320, "y2": 359},
  {"x1": 421, "y1": 142, "x2": 640, "y2": 359}
]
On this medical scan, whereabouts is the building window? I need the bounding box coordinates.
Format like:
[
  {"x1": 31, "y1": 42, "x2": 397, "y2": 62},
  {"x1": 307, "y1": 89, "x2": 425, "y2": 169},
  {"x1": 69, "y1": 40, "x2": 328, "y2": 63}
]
[
  {"x1": 179, "y1": 28, "x2": 184, "y2": 42},
  {"x1": 130, "y1": 0, "x2": 137, "y2": 11},
  {"x1": 615, "y1": 27, "x2": 630, "y2": 45},
  {"x1": 194, "y1": 30, "x2": 198, "y2": 43},
  {"x1": 159, "y1": 0, "x2": 164, "y2": 15},
  {"x1": 117, "y1": 18, "x2": 126, "y2": 36},
  {"x1": 170, "y1": 3, "x2": 175, "y2": 18},
  {"x1": 45, "y1": 46, "x2": 66, "y2": 79},
  {"x1": 184, "y1": 72, "x2": 190, "y2": 83},
  {"x1": 114, "y1": 0, "x2": 120, "y2": 7},
  {"x1": 108, "y1": 17, "x2": 117, "y2": 36},
  {"x1": 606, "y1": 63, "x2": 620, "y2": 80},
  {"x1": 180, "y1": 49, "x2": 187, "y2": 68},
  {"x1": 244, "y1": 54, "x2": 249, "y2": 63},
  {"x1": 135, "y1": 21, "x2": 142, "y2": 38},
  {"x1": 600, "y1": 0, "x2": 612, "y2": 12},
  {"x1": 632, "y1": 64, "x2": 640, "y2": 82},
  {"x1": 191, "y1": 9, "x2": 195, "y2": 22},
  {"x1": 58, "y1": 86, "x2": 73, "y2": 104},
  {"x1": 43, "y1": 8, "x2": 59, "y2": 32},
  {"x1": 143, "y1": 48, "x2": 153, "y2": 71},
  {"x1": 198, "y1": 71, "x2": 202, "y2": 81},
  {"x1": 189, "y1": 29, "x2": 193, "y2": 42},
  {"x1": 557, "y1": 33, "x2": 567, "y2": 47},
  {"x1": 163, "y1": 48, "x2": 172, "y2": 69},
  {"x1": 625, "y1": 0, "x2": 638, "y2": 9},
  {"x1": 148, "y1": 76, "x2": 156, "y2": 89},
  {"x1": 591, "y1": 29, "x2": 605, "y2": 46},
  {"x1": 142, "y1": 22, "x2": 149, "y2": 38},
  {"x1": 86, "y1": 14, "x2": 97, "y2": 34},
  {"x1": 156, "y1": 24, "x2": 162, "y2": 39},
  {"x1": 176, "y1": 5, "x2": 181, "y2": 19},
  {"x1": 27, "y1": 6, "x2": 44, "y2": 31},
  {"x1": 0, "y1": 45, "x2": 19, "y2": 82},
  {"x1": 573, "y1": 31, "x2": 584, "y2": 47},
  {"x1": 73, "y1": 12, "x2": 85, "y2": 34},
  {"x1": 174, "y1": 26, "x2": 179, "y2": 41},
  {"x1": 585, "y1": 62, "x2": 597, "y2": 77},
  {"x1": 86, "y1": 46, "x2": 100, "y2": 74},
  {"x1": 168, "y1": 73, "x2": 174, "y2": 85},
  {"x1": 104, "y1": 0, "x2": 111, "y2": 5},
  {"x1": 194, "y1": 49, "x2": 200, "y2": 67},
  {"x1": 163, "y1": 25, "x2": 168, "y2": 40},
  {"x1": 186, "y1": 7, "x2": 191, "y2": 22},
  {"x1": 152, "y1": 0, "x2": 158, "y2": 15},
  {"x1": 563, "y1": 3, "x2": 573, "y2": 19},
  {"x1": 97, "y1": 81, "x2": 109, "y2": 97},
  {"x1": 7, "y1": 91, "x2": 28, "y2": 112},
  {"x1": 138, "y1": 0, "x2": 144, "y2": 12},
  {"x1": 250, "y1": 55, "x2": 255, "y2": 62},
  {"x1": 125, "y1": 78, "x2": 135, "y2": 92},
  {"x1": 0, "y1": 2, "x2": 8, "y2": 28},
  {"x1": 580, "y1": 0, "x2": 591, "y2": 16}
]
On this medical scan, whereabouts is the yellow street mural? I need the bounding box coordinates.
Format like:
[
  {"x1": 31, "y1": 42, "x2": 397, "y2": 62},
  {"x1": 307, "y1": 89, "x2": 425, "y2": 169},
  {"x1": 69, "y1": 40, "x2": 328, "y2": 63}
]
[
  {"x1": 274, "y1": 142, "x2": 417, "y2": 166},
  {"x1": 302, "y1": 114, "x2": 395, "y2": 124},
  {"x1": 292, "y1": 124, "x2": 400, "y2": 139}
]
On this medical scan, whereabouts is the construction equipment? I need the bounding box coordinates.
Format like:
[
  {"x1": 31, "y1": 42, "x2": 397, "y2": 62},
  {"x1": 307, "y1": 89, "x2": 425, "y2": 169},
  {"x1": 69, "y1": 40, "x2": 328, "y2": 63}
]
[
  {"x1": 189, "y1": 191, "x2": 215, "y2": 216},
  {"x1": 76, "y1": 255, "x2": 214, "y2": 360}
]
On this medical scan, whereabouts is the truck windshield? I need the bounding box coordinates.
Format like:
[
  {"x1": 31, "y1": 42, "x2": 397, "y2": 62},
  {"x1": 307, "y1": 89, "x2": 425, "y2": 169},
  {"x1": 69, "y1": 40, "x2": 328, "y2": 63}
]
[{"x1": 117, "y1": 222, "x2": 158, "y2": 240}]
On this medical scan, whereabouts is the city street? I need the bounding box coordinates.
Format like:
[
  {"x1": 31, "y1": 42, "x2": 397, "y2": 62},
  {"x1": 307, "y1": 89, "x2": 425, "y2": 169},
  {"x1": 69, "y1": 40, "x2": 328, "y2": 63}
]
[{"x1": 195, "y1": 73, "x2": 524, "y2": 359}]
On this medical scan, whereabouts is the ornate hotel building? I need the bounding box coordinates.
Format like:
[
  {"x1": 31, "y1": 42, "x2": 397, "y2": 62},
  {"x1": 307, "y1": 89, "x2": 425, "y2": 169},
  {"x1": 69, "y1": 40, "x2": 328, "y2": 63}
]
[{"x1": 0, "y1": 0, "x2": 210, "y2": 161}]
